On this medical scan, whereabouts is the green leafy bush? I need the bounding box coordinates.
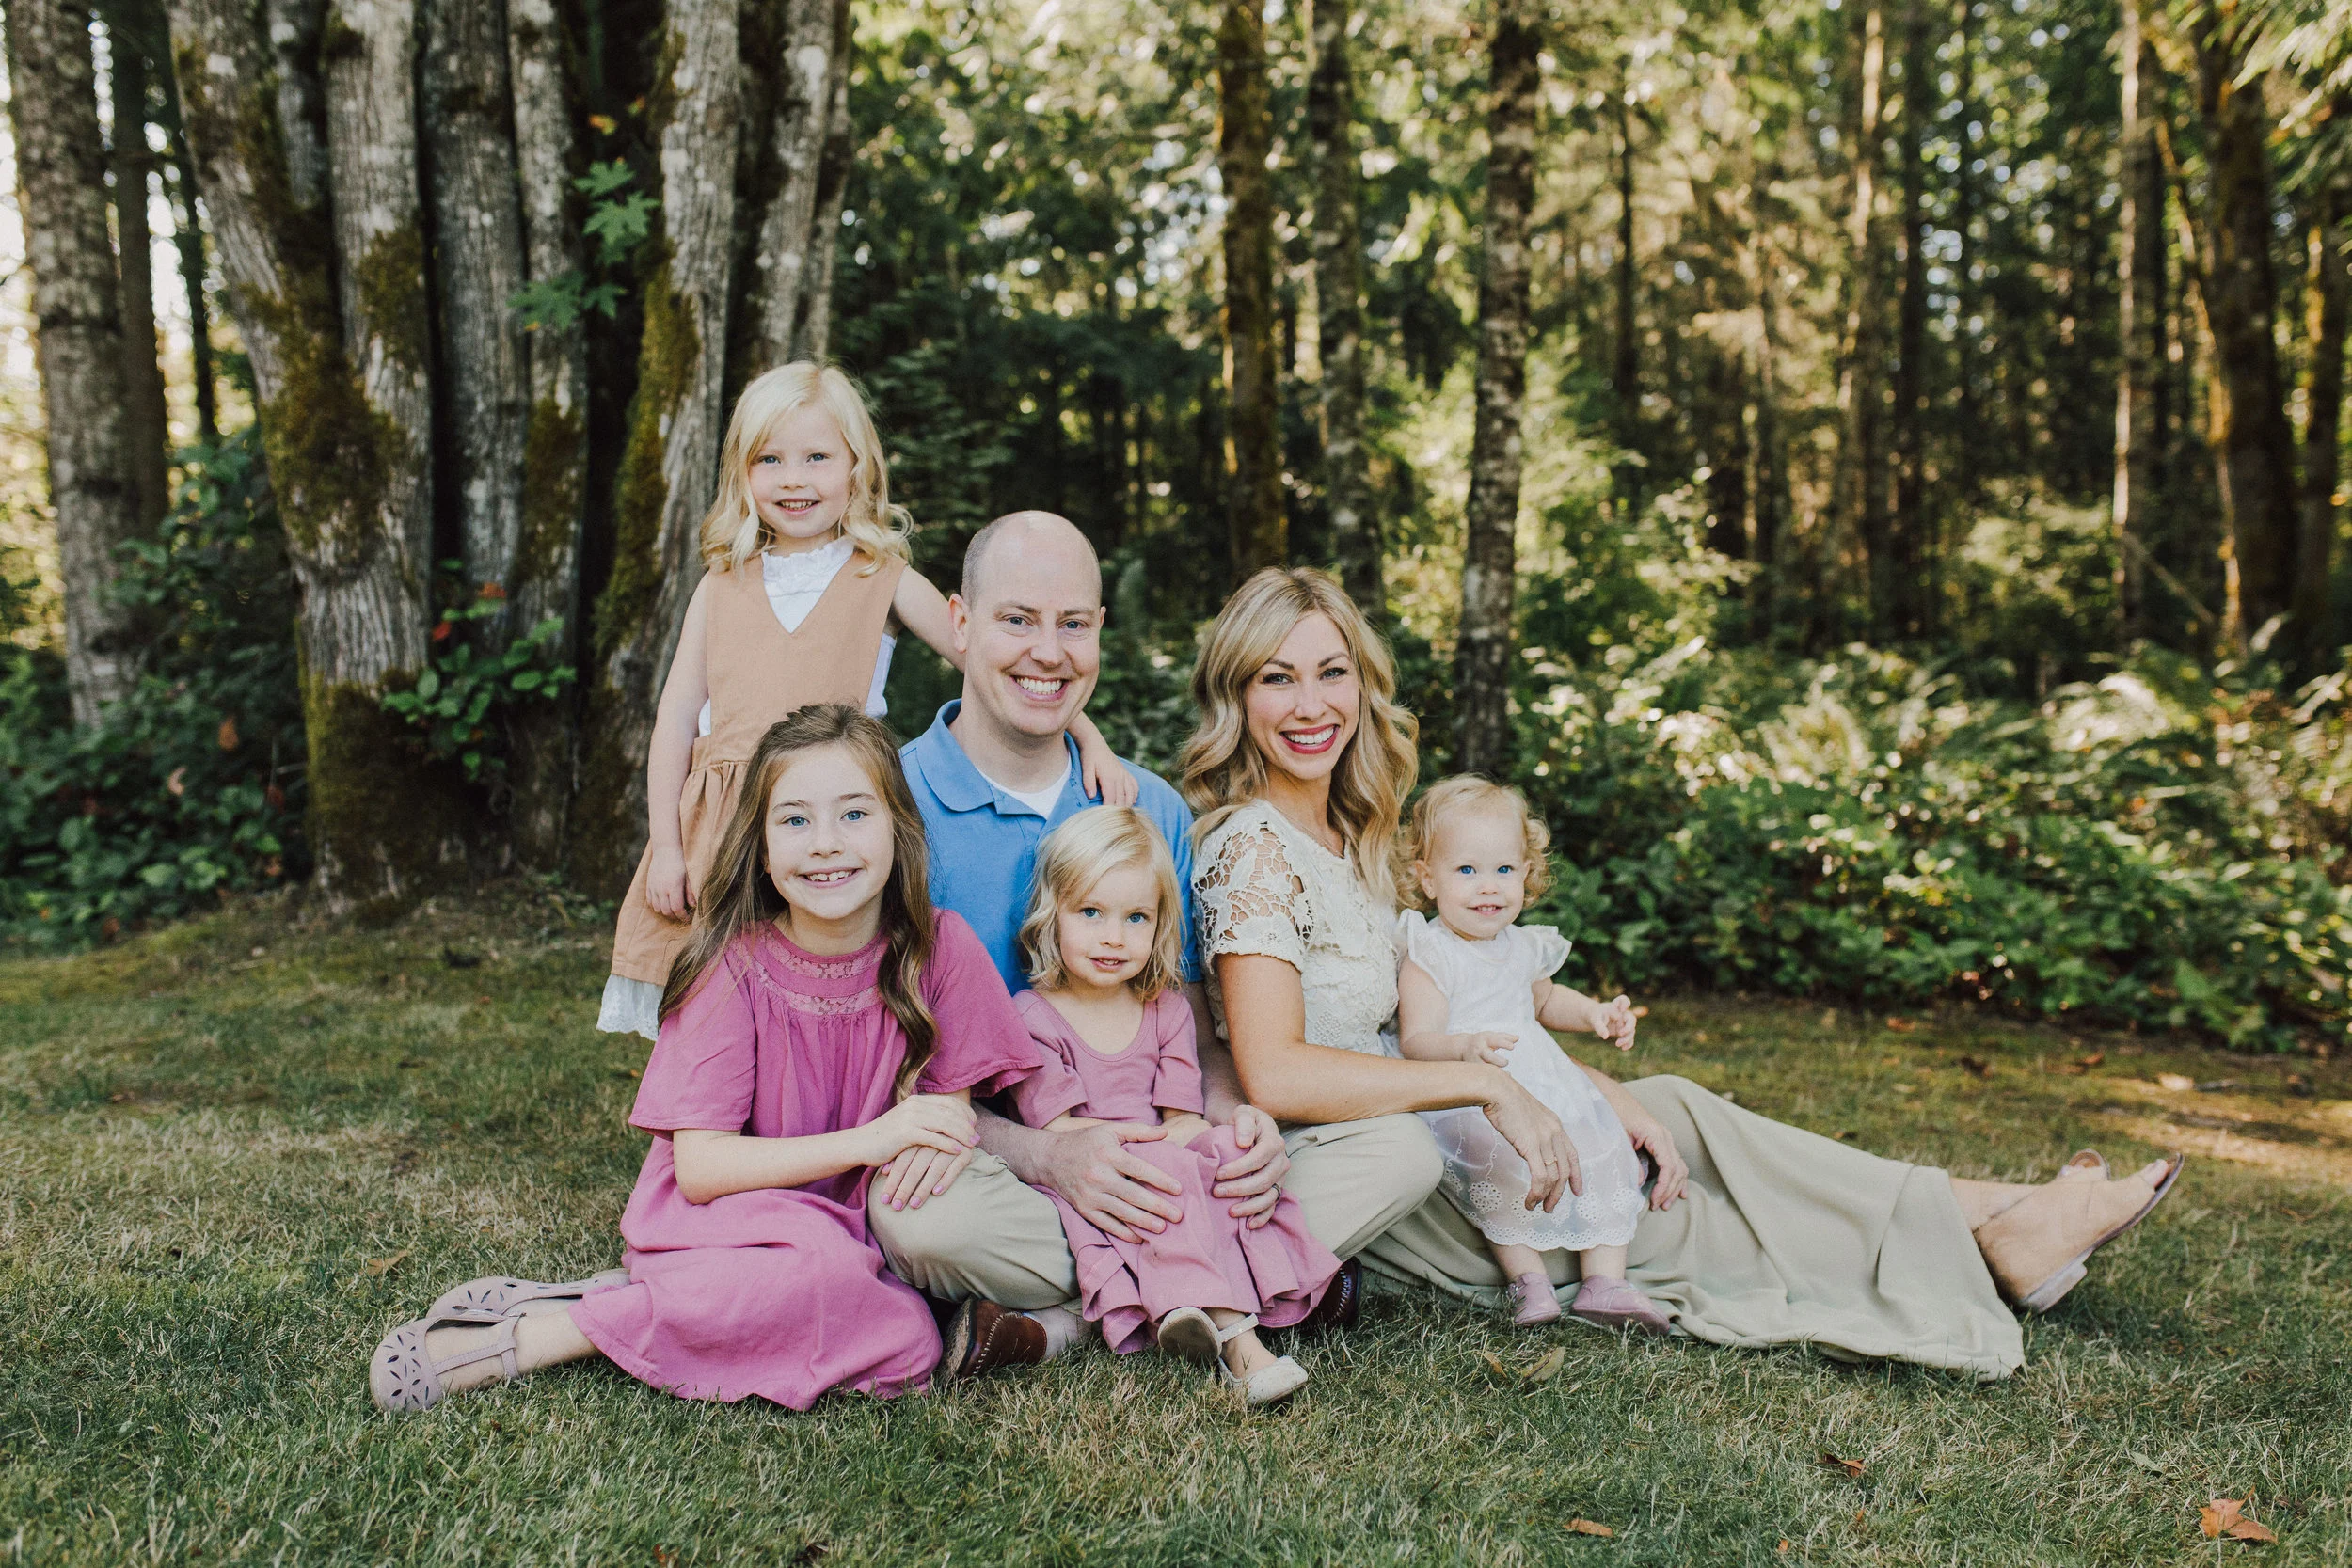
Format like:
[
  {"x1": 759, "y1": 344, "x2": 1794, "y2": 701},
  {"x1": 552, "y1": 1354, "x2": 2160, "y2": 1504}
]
[
  {"x1": 380, "y1": 573, "x2": 576, "y2": 782},
  {"x1": 0, "y1": 430, "x2": 306, "y2": 943}
]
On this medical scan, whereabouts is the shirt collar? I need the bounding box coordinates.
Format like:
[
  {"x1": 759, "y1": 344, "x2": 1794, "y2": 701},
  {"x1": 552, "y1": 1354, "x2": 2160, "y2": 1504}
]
[{"x1": 909, "y1": 700, "x2": 1084, "y2": 816}]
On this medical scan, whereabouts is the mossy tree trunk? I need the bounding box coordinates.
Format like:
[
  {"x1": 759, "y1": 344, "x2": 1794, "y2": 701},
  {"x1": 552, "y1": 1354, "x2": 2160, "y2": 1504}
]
[
  {"x1": 570, "y1": 0, "x2": 744, "y2": 897},
  {"x1": 167, "y1": 0, "x2": 469, "y2": 914},
  {"x1": 1887, "y1": 0, "x2": 1935, "y2": 641},
  {"x1": 1452, "y1": 0, "x2": 1537, "y2": 779},
  {"x1": 745, "y1": 0, "x2": 844, "y2": 367},
  {"x1": 1829, "y1": 0, "x2": 1890, "y2": 644},
  {"x1": 2296, "y1": 159, "x2": 2347, "y2": 670},
  {"x1": 4, "y1": 0, "x2": 144, "y2": 725},
  {"x1": 106, "y1": 14, "x2": 174, "y2": 529},
  {"x1": 503, "y1": 0, "x2": 590, "y2": 870},
  {"x1": 2112, "y1": 0, "x2": 2169, "y2": 644},
  {"x1": 1216, "y1": 0, "x2": 1283, "y2": 581},
  {"x1": 1308, "y1": 0, "x2": 1377, "y2": 616}
]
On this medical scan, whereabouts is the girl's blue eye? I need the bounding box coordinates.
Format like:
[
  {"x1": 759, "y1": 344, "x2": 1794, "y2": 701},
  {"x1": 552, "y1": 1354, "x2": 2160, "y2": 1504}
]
[
  {"x1": 1078, "y1": 905, "x2": 1102, "y2": 919},
  {"x1": 1125, "y1": 911, "x2": 1150, "y2": 925},
  {"x1": 782, "y1": 814, "x2": 808, "y2": 828},
  {"x1": 1456, "y1": 865, "x2": 1475, "y2": 875},
  {"x1": 842, "y1": 808, "x2": 867, "y2": 822}
]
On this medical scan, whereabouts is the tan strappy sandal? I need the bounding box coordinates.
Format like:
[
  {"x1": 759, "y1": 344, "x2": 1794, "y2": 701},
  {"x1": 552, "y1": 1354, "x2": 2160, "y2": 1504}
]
[
  {"x1": 370, "y1": 1317, "x2": 522, "y2": 1413},
  {"x1": 1974, "y1": 1154, "x2": 2186, "y2": 1313},
  {"x1": 425, "y1": 1270, "x2": 628, "y2": 1325}
]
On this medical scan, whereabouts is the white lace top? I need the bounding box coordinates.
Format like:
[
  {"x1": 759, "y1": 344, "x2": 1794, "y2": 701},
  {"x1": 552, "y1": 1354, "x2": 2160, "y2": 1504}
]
[{"x1": 1194, "y1": 800, "x2": 1401, "y2": 1057}]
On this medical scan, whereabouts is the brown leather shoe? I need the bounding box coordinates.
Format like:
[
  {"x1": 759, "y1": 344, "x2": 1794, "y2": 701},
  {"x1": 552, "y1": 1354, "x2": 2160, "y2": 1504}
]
[
  {"x1": 1283, "y1": 1257, "x2": 1362, "y2": 1337},
  {"x1": 938, "y1": 1299, "x2": 1047, "y2": 1383}
]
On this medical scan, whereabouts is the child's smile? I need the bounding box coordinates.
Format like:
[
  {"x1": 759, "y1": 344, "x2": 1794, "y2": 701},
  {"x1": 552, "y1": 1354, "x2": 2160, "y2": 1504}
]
[
  {"x1": 752, "y1": 403, "x2": 855, "y2": 550},
  {"x1": 1416, "y1": 808, "x2": 1532, "y2": 942},
  {"x1": 1057, "y1": 862, "x2": 1160, "y2": 994},
  {"x1": 762, "y1": 745, "x2": 898, "y2": 945}
]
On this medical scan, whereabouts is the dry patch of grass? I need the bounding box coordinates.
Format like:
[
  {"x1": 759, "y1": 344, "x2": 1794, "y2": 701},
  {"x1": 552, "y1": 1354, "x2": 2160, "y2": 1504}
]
[{"x1": 4, "y1": 887, "x2": 2349, "y2": 1566}]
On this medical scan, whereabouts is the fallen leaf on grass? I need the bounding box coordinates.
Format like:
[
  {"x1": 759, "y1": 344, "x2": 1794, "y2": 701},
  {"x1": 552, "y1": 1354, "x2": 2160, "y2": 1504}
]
[
  {"x1": 1883, "y1": 1016, "x2": 1916, "y2": 1033},
  {"x1": 1851, "y1": 1509, "x2": 1867, "y2": 1528},
  {"x1": 1776, "y1": 1542, "x2": 1790, "y2": 1555},
  {"x1": 2201, "y1": 1498, "x2": 2276, "y2": 1544},
  {"x1": 653, "y1": 1548, "x2": 678, "y2": 1568},
  {"x1": 1956, "y1": 1055, "x2": 1993, "y2": 1078},
  {"x1": 1522, "y1": 1347, "x2": 1566, "y2": 1385},
  {"x1": 2126, "y1": 1449, "x2": 2167, "y2": 1475},
  {"x1": 1480, "y1": 1352, "x2": 1509, "y2": 1379},
  {"x1": 2157, "y1": 1072, "x2": 2198, "y2": 1091},
  {"x1": 2057, "y1": 1051, "x2": 2106, "y2": 1075},
  {"x1": 1565, "y1": 1519, "x2": 1614, "y2": 1538},
  {"x1": 2284, "y1": 1073, "x2": 2314, "y2": 1098},
  {"x1": 1820, "y1": 1453, "x2": 1866, "y2": 1479},
  {"x1": 362, "y1": 1249, "x2": 411, "y2": 1277}
]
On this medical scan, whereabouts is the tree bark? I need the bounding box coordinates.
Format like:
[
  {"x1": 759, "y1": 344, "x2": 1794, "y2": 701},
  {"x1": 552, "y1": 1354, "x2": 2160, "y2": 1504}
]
[
  {"x1": 1453, "y1": 0, "x2": 1537, "y2": 778},
  {"x1": 794, "y1": 0, "x2": 851, "y2": 364},
  {"x1": 747, "y1": 0, "x2": 841, "y2": 367},
  {"x1": 572, "y1": 0, "x2": 743, "y2": 896},
  {"x1": 1611, "y1": 64, "x2": 1638, "y2": 505},
  {"x1": 168, "y1": 0, "x2": 469, "y2": 911},
  {"x1": 1887, "y1": 0, "x2": 1932, "y2": 641},
  {"x1": 1749, "y1": 217, "x2": 1790, "y2": 634},
  {"x1": 503, "y1": 0, "x2": 589, "y2": 869},
  {"x1": 155, "y1": 54, "x2": 217, "y2": 446},
  {"x1": 422, "y1": 0, "x2": 531, "y2": 641},
  {"x1": 1308, "y1": 0, "x2": 1376, "y2": 614},
  {"x1": 1216, "y1": 0, "x2": 1283, "y2": 580},
  {"x1": 1829, "y1": 0, "x2": 1890, "y2": 641},
  {"x1": 1950, "y1": 0, "x2": 1979, "y2": 500},
  {"x1": 2112, "y1": 4, "x2": 2168, "y2": 642},
  {"x1": 5, "y1": 0, "x2": 143, "y2": 724},
  {"x1": 2297, "y1": 164, "x2": 2347, "y2": 668},
  {"x1": 2191, "y1": 18, "x2": 2300, "y2": 647},
  {"x1": 108, "y1": 23, "x2": 173, "y2": 526}
]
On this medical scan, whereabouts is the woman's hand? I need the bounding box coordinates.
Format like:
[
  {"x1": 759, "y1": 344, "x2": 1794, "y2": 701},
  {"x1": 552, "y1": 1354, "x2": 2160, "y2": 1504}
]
[
  {"x1": 874, "y1": 1140, "x2": 975, "y2": 1211},
  {"x1": 1211, "y1": 1104, "x2": 1291, "y2": 1228},
  {"x1": 1483, "y1": 1076, "x2": 1581, "y2": 1212},
  {"x1": 645, "y1": 845, "x2": 691, "y2": 919},
  {"x1": 859, "y1": 1093, "x2": 977, "y2": 1172},
  {"x1": 1619, "y1": 1105, "x2": 1687, "y2": 1210}
]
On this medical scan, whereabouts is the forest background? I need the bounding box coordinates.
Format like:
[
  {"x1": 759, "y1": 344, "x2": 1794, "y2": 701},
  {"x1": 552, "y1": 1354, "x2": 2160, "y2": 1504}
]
[{"x1": 0, "y1": 0, "x2": 2348, "y2": 1053}]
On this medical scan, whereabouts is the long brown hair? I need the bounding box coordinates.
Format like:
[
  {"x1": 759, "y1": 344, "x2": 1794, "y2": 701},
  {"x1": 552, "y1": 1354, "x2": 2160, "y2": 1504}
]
[
  {"x1": 1178, "y1": 567, "x2": 1419, "y2": 881},
  {"x1": 660, "y1": 705, "x2": 940, "y2": 1091}
]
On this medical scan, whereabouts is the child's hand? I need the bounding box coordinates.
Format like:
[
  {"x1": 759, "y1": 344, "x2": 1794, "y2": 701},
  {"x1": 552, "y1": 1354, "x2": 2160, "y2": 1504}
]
[
  {"x1": 1460, "y1": 1031, "x2": 1518, "y2": 1066},
  {"x1": 860, "y1": 1093, "x2": 977, "y2": 1172},
  {"x1": 1590, "y1": 995, "x2": 1638, "y2": 1050},
  {"x1": 1077, "y1": 731, "x2": 1139, "y2": 807},
  {"x1": 645, "y1": 845, "x2": 693, "y2": 919}
]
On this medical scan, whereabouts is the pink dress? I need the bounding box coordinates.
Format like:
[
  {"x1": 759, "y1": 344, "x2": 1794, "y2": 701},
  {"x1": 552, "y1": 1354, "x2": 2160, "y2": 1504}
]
[
  {"x1": 569, "y1": 911, "x2": 1036, "y2": 1407},
  {"x1": 1010, "y1": 989, "x2": 1339, "y2": 1354}
]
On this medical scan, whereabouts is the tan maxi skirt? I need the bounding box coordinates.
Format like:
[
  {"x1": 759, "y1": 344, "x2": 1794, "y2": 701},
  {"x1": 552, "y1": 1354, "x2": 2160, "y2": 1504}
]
[{"x1": 1362, "y1": 1075, "x2": 2025, "y2": 1380}]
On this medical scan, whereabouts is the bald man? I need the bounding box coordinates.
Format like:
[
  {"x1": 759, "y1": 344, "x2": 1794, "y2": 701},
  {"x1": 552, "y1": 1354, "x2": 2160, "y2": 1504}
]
[{"x1": 876, "y1": 513, "x2": 1424, "y2": 1376}]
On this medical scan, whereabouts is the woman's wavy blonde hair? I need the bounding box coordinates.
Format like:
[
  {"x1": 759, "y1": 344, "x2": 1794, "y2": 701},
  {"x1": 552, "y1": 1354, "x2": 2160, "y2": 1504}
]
[
  {"x1": 1016, "y1": 808, "x2": 1186, "y2": 1001},
  {"x1": 698, "y1": 362, "x2": 913, "y2": 575},
  {"x1": 1178, "y1": 567, "x2": 1419, "y2": 881},
  {"x1": 1403, "y1": 775, "x2": 1554, "y2": 910}
]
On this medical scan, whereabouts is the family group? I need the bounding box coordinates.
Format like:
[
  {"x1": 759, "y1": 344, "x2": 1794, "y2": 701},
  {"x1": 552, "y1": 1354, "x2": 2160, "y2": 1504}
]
[{"x1": 369, "y1": 363, "x2": 2186, "y2": 1415}]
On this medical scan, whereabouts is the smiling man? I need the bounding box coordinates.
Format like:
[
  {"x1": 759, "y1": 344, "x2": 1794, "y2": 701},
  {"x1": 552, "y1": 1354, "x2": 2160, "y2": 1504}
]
[{"x1": 877, "y1": 513, "x2": 1361, "y2": 1378}]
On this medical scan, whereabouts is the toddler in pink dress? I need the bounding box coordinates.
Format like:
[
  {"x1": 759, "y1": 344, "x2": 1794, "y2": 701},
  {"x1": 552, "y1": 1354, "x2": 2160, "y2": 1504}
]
[
  {"x1": 1009, "y1": 808, "x2": 1336, "y2": 1406},
  {"x1": 371, "y1": 705, "x2": 1037, "y2": 1412}
]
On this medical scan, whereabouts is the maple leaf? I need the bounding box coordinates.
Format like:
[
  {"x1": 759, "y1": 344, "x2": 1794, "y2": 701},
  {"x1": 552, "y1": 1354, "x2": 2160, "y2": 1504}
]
[
  {"x1": 1820, "y1": 1453, "x2": 1866, "y2": 1480},
  {"x1": 1565, "y1": 1519, "x2": 1614, "y2": 1538},
  {"x1": 2201, "y1": 1498, "x2": 2276, "y2": 1544},
  {"x1": 362, "y1": 1249, "x2": 411, "y2": 1277}
]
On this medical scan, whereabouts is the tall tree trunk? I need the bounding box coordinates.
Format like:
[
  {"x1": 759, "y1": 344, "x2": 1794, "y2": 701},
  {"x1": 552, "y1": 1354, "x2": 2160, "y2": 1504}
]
[
  {"x1": 1888, "y1": 0, "x2": 1932, "y2": 641},
  {"x1": 1216, "y1": 0, "x2": 1283, "y2": 579},
  {"x1": 794, "y1": 0, "x2": 851, "y2": 364},
  {"x1": 1949, "y1": 0, "x2": 1979, "y2": 503},
  {"x1": 2191, "y1": 17, "x2": 2300, "y2": 647},
  {"x1": 2298, "y1": 163, "x2": 2347, "y2": 668},
  {"x1": 2113, "y1": 4, "x2": 2168, "y2": 642},
  {"x1": 747, "y1": 0, "x2": 842, "y2": 367},
  {"x1": 1749, "y1": 220, "x2": 1790, "y2": 635},
  {"x1": 1611, "y1": 65, "x2": 1638, "y2": 507},
  {"x1": 108, "y1": 24, "x2": 172, "y2": 526},
  {"x1": 422, "y1": 0, "x2": 530, "y2": 643},
  {"x1": 155, "y1": 59, "x2": 216, "y2": 446},
  {"x1": 167, "y1": 0, "x2": 470, "y2": 911},
  {"x1": 1308, "y1": 0, "x2": 1377, "y2": 614},
  {"x1": 1453, "y1": 0, "x2": 1537, "y2": 778},
  {"x1": 1830, "y1": 0, "x2": 1890, "y2": 641},
  {"x1": 503, "y1": 0, "x2": 588, "y2": 869},
  {"x1": 5, "y1": 0, "x2": 143, "y2": 724},
  {"x1": 572, "y1": 0, "x2": 743, "y2": 897}
]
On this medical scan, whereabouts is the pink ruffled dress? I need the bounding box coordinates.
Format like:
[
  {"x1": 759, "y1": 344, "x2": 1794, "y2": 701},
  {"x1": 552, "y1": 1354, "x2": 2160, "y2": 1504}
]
[
  {"x1": 569, "y1": 911, "x2": 1036, "y2": 1408},
  {"x1": 1010, "y1": 988, "x2": 1339, "y2": 1354}
]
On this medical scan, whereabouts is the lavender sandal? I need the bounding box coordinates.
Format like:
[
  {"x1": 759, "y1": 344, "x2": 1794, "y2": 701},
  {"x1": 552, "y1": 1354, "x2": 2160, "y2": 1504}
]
[
  {"x1": 424, "y1": 1270, "x2": 628, "y2": 1325},
  {"x1": 370, "y1": 1317, "x2": 520, "y2": 1413}
]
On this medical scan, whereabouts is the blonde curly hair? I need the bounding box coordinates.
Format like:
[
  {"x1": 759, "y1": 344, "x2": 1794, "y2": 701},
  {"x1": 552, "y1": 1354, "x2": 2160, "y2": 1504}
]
[
  {"x1": 697, "y1": 362, "x2": 912, "y2": 576},
  {"x1": 1403, "y1": 775, "x2": 1554, "y2": 910}
]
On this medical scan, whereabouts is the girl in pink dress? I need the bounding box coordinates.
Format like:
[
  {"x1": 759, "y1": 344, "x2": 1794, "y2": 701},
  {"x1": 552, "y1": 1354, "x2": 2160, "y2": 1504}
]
[
  {"x1": 1009, "y1": 808, "x2": 1338, "y2": 1406},
  {"x1": 371, "y1": 705, "x2": 1038, "y2": 1412}
]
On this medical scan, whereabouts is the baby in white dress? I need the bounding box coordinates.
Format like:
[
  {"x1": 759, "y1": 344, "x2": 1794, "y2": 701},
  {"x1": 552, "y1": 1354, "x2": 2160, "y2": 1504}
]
[{"x1": 1395, "y1": 778, "x2": 1670, "y2": 1335}]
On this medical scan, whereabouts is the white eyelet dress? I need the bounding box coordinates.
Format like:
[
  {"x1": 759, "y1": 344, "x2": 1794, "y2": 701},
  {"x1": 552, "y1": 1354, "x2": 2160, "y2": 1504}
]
[{"x1": 1399, "y1": 911, "x2": 1645, "y2": 1251}]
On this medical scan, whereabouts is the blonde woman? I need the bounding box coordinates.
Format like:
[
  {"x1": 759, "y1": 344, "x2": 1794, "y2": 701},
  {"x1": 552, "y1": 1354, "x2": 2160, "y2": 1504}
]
[
  {"x1": 598, "y1": 365, "x2": 1134, "y2": 1038},
  {"x1": 1188, "y1": 568, "x2": 2183, "y2": 1378}
]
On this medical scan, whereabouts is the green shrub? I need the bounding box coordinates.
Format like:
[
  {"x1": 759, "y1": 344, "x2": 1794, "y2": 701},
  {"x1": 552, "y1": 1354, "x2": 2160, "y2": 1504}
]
[{"x1": 0, "y1": 430, "x2": 306, "y2": 943}]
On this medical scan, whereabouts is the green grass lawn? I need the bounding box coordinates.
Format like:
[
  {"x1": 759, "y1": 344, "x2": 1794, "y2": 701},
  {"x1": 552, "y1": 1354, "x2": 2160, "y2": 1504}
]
[{"x1": 4, "y1": 885, "x2": 2348, "y2": 1567}]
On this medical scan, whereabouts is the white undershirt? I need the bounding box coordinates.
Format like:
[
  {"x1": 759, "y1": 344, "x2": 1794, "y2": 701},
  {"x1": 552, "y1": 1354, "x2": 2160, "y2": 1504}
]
[
  {"x1": 981, "y1": 768, "x2": 1067, "y2": 817},
  {"x1": 697, "y1": 539, "x2": 895, "y2": 735}
]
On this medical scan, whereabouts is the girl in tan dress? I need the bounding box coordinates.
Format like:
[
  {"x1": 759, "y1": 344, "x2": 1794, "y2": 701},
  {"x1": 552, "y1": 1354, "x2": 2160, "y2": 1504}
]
[{"x1": 598, "y1": 363, "x2": 1134, "y2": 1038}]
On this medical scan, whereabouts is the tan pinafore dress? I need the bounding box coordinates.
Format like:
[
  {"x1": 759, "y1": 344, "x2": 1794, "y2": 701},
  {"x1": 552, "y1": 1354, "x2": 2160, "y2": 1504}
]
[{"x1": 607, "y1": 549, "x2": 908, "y2": 990}]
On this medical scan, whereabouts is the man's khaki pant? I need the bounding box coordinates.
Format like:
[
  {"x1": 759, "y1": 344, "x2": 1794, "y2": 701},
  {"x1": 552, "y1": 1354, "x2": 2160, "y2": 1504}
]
[{"x1": 868, "y1": 1114, "x2": 1444, "y2": 1309}]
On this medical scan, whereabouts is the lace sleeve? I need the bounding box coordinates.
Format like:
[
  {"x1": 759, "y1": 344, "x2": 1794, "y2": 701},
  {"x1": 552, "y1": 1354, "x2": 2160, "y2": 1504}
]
[{"x1": 1195, "y1": 820, "x2": 1311, "y2": 971}]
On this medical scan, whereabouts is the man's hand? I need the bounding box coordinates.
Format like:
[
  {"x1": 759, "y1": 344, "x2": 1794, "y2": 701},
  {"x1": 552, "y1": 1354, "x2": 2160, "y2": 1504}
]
[
  {"x1": 1037, "y1": 1122, "x2": 1184, "y2": 1243},
  {"x1": 1210, "y1": 1104, "x2": 1290, "y2": 1227}
]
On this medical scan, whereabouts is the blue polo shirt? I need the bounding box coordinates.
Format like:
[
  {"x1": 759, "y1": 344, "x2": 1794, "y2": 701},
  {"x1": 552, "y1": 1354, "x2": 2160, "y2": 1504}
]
[{"x1": 900, "y1": 701, "x2": 1201, "y2": 993}]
